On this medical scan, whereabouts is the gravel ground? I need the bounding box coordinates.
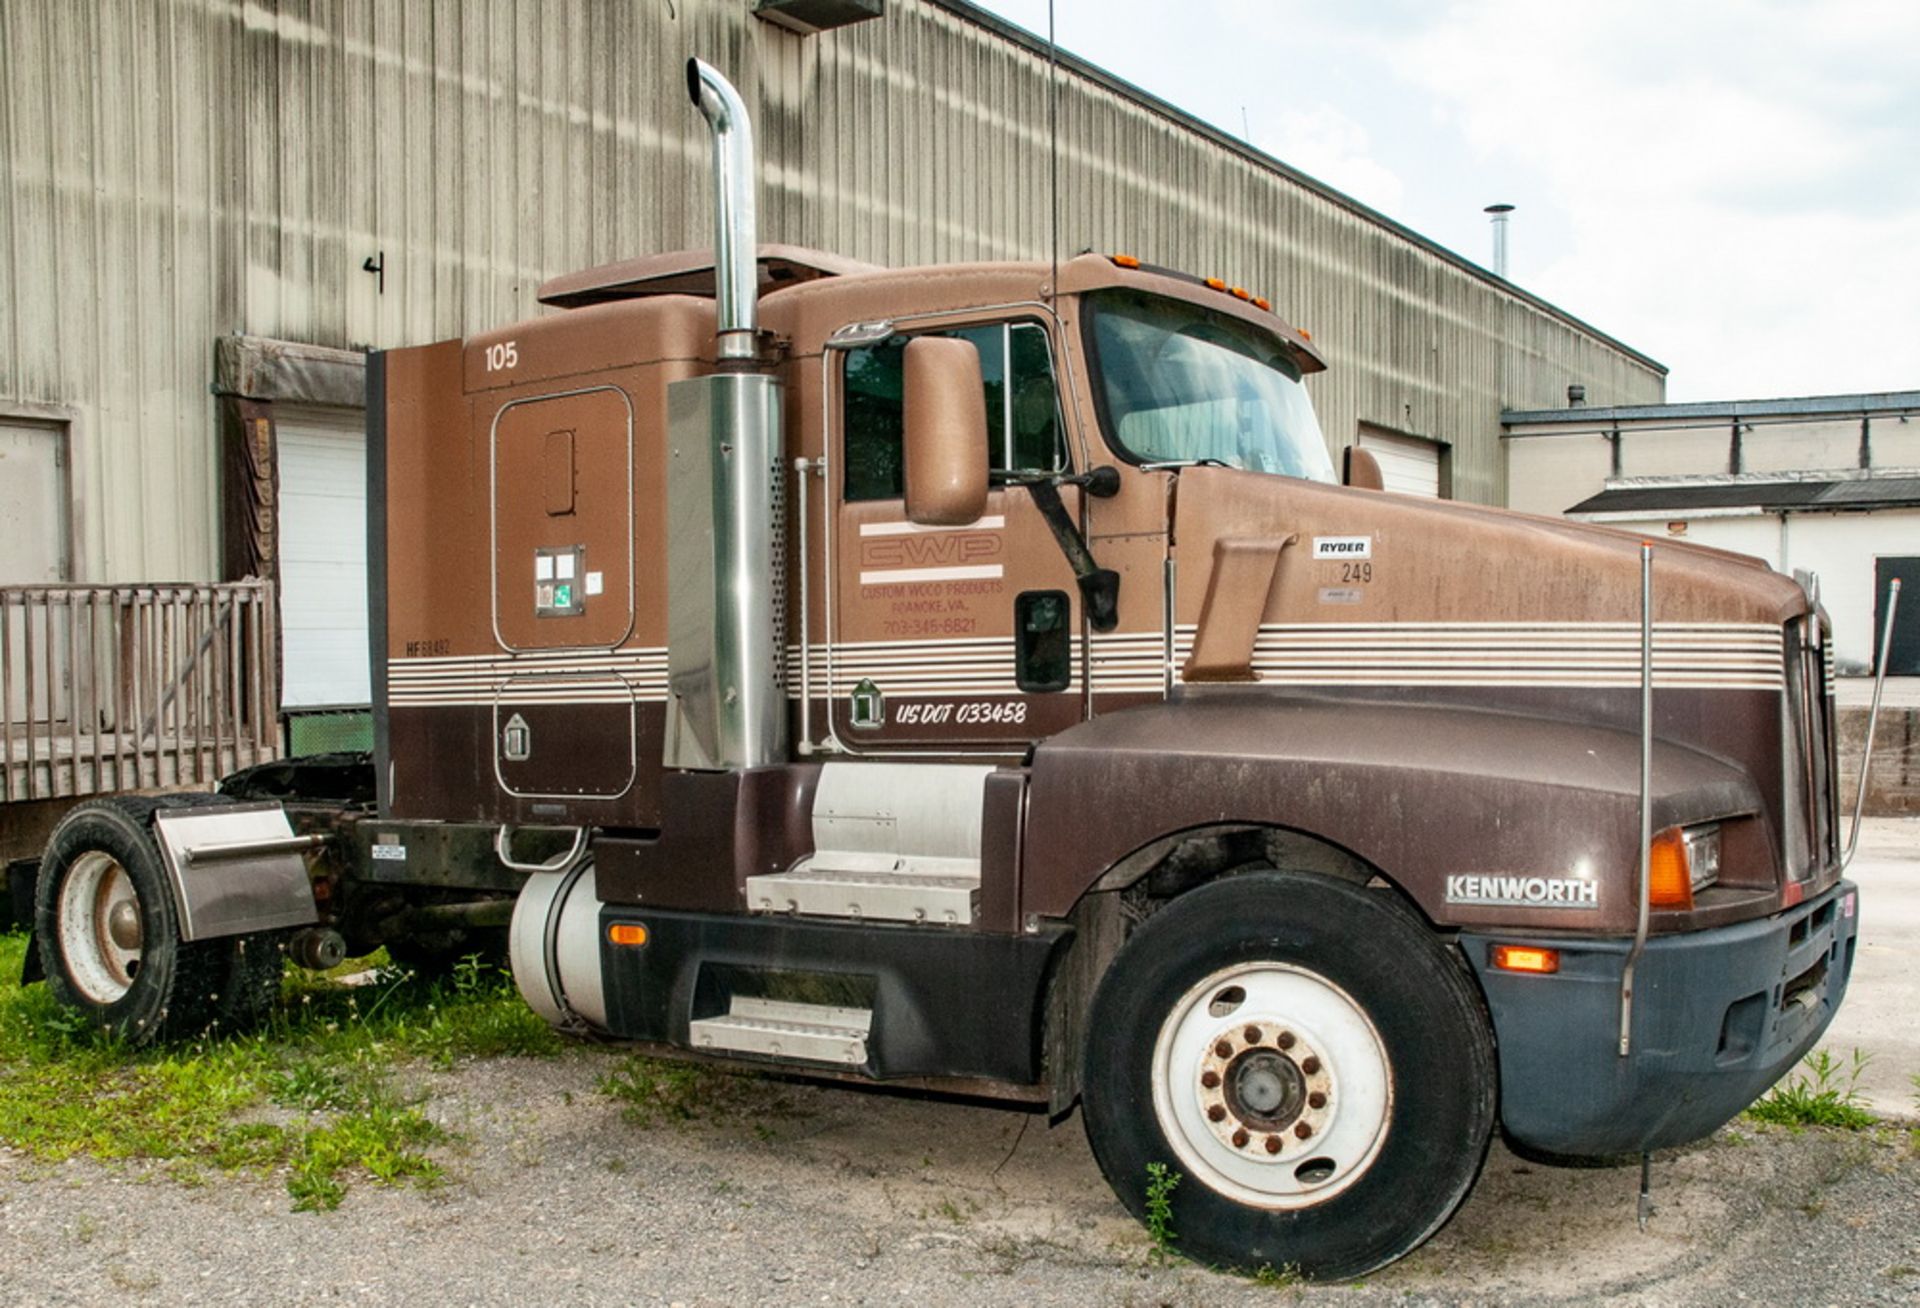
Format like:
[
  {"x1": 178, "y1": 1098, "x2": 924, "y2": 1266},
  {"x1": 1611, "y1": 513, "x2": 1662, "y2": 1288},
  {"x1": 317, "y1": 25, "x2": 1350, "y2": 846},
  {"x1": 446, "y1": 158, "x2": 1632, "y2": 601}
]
[{"x1": 2, "y1": 1049, "x2": 1916, "y2": 1308}]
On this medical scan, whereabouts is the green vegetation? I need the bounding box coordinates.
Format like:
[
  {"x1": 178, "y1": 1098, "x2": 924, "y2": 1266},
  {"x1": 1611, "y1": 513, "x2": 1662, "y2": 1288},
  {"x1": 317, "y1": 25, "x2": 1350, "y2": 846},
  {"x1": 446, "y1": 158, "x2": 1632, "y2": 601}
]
[
  {"x1": 1745, "y1": 1048, "x2": 1878, "y2": 1131},
  {"x1": 1251, "y1": 1261, "x2": 1304, "y2": 1288},
  {"x1": 0, "y1": 931, "x2": 560, "y2": 1210},
  {"x1": 596, "y1": 1053, "x2": 778, "y2": 1129},
  {"x1": 1143, "y1": 1161, "x2": 1181, "y2": 1265}
]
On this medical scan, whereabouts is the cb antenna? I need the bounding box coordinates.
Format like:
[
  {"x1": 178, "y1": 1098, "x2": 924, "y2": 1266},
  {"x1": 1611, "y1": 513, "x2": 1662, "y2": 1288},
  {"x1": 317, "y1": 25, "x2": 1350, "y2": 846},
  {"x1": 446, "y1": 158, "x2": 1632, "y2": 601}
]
[{"x1": 1048, "y1": 0, "x2": 1058, "y2": 301}]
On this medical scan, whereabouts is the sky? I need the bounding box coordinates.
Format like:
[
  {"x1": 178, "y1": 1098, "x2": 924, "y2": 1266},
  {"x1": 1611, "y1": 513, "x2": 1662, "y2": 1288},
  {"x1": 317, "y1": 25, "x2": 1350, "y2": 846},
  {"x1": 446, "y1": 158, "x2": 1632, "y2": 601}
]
[{"x1": 970, "y1": 0, "x2": 1920, "y2": 403}]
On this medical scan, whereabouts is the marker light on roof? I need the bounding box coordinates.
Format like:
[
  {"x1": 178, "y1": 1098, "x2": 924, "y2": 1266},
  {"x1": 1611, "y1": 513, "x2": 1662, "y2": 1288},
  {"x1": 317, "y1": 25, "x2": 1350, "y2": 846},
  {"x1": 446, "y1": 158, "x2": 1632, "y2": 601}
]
[{"x1": 1109, "y1": 253, "x2": 1141, "y2": 268}]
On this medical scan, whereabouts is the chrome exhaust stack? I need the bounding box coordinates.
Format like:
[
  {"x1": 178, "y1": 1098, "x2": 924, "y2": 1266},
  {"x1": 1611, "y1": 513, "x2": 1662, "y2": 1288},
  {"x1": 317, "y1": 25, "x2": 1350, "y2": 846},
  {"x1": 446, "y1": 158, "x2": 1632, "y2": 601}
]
[
  {"x1": 687, "y1": 58, "x2": 761, "y2": 362},
  {"x1": 664, "y1": 59, "x2": 788, "y2": 771}
]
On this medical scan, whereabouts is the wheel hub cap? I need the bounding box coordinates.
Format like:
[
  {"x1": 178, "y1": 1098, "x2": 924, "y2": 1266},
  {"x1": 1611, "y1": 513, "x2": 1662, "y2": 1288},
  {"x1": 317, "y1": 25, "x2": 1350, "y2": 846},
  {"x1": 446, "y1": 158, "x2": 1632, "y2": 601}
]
[
  {"x1": 107, "y1": 898, "x2": 144, "y2": 951},
  {"x1": 1151, "y1": 962, "x2": 1394, "y2": 1210},
  {"x1": 1200, "y1": 1024, "x2": 1333, "y2": 1159},
  {"x1": 55, "y1": 851, "x2": 144, "y2": 1005}
]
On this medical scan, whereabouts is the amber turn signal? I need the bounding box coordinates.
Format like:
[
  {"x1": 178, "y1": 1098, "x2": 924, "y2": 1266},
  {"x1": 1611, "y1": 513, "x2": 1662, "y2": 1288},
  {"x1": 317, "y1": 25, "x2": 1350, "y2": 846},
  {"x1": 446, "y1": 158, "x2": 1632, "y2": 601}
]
[
  {"x1": 1490, "y1": 944, "x2": 1560, "y2": 975},
  {"x1": 1648, "y1": 827, "x2": 1693, "y2": 910},
  {"x1": 607, "y1": 922, "x2": 649, "y2": 947}
]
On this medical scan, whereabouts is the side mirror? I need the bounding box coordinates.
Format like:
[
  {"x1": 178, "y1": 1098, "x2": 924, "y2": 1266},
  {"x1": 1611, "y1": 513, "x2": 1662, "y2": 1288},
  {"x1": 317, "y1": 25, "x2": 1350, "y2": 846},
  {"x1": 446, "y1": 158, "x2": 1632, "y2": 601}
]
[
  {"x1": 903, "y1": 337, "x2": 990, "y2": 525},
  {"x1": 1344, "y1": 446, "x2": 1385, "y2": 491}
]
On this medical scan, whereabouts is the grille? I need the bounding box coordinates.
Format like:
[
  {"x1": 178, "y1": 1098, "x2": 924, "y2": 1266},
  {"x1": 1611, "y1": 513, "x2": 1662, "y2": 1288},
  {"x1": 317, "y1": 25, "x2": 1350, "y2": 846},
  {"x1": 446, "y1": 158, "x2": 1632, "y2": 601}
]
[{"x1": 1786, "y1": 616, "x2": 1838, "y2": 872}]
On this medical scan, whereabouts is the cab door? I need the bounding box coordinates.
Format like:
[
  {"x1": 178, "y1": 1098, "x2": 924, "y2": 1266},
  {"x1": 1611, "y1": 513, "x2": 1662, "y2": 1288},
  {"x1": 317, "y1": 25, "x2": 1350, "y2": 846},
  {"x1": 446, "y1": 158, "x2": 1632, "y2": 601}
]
[{"x1": 826, "y1": 318, "x2": 1083, "y2": 751}]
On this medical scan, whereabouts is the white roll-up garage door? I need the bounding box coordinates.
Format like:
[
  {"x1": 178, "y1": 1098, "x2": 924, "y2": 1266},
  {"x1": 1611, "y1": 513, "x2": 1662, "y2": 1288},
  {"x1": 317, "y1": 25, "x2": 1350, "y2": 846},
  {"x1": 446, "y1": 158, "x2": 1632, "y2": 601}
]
[
  {"x1": 276, "y1": 405, "x2": 369, "y2": 708},
  {"x1": 1358, "y1": 428, "x2": 1444, "y2": 498}
]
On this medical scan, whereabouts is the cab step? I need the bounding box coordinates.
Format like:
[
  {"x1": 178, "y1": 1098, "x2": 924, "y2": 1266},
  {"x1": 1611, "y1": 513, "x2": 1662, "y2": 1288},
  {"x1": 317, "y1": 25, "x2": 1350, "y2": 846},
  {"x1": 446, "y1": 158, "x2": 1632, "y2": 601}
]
[
  {"x1": 687, "y1": 996, "x2": 873, "y2": 1066},
  {"x1": 742, "y1": 866, "x2": 979, "y2": 925}
]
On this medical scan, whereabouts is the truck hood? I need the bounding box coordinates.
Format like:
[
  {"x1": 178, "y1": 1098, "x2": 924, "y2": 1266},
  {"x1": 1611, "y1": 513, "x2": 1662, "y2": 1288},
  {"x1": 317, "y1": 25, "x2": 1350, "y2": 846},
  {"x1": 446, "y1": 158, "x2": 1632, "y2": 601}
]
[{"x1": 1170, "y1": 465, "x2": 1808, "y2": 632}]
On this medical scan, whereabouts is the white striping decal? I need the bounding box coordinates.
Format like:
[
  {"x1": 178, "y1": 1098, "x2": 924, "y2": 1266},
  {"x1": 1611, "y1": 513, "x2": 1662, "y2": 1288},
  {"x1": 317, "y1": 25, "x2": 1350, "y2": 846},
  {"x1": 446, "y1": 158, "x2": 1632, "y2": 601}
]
[
  {"x1": 387, "y1": 647, "x2": 669, "y2": 707},
  {"x1": 858, "y1": 564, "x2": 1005, "y2": 586},
  {"x1": 388, "y1": 622, "x2": 1791, "y2": 708},
  {"x1": 859, "y1": 516, "x2": 1006, "y2": 537}
]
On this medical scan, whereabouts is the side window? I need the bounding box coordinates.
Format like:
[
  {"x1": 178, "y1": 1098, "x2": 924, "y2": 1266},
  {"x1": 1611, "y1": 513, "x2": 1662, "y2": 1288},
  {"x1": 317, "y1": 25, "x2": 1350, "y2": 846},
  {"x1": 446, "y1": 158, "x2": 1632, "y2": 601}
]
[{"x1": 843, "y1": 321, "x2": 1064, "y2": 501}]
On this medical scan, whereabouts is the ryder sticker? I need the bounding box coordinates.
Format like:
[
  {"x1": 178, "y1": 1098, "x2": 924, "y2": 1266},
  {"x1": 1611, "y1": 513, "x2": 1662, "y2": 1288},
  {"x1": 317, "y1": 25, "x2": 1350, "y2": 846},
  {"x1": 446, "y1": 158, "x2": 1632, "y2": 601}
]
[{"x1": 1312, "y1": 535, "x2": 1372, "y2": 560}]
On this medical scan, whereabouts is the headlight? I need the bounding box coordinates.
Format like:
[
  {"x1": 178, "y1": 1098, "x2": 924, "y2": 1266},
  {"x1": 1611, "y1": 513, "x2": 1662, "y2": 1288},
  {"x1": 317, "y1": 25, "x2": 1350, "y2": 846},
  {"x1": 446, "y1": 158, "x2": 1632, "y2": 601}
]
[{"x1": 1649, "y1": 823, "x2": 1721, "y2": 909}]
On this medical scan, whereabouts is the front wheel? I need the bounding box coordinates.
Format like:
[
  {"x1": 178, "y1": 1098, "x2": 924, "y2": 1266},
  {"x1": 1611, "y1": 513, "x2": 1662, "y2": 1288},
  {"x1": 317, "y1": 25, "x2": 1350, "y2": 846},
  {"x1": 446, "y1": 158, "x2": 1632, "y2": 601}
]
[{"x1": 1082, "y1": 870, "x2": 1496, "y2": 1280}]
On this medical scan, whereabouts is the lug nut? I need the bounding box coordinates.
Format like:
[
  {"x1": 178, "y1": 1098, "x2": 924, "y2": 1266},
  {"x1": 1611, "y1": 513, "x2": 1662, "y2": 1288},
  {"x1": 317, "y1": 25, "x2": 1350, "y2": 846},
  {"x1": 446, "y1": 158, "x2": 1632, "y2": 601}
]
[
  {"x1": 1264, "y1": 1135, "x2": 1282, "y2": 1155},
  {"x1": 1277, "y1": 1031, "x2": 1296, "y2": 1050},
  {"x1": 1294, "y1": 1122, "x2": 1313, "y2": 1140},
  {"x1": 1308, "y1": 1091, "x2": 1327, "y2": 1110},
  {"x1": 1232, "y1": 1128, "x2": 1250, "y2": 1148},
  {"x1": 1207, "y1": 1104, "x2": 1227, "y2": 1122},
  {"x1": 1214, "y1": 1040, "x2": 1233, "y2": 1059},
  {"x1": 1244, "y1": 1025, "x2": 1263, "y2": 1044},
  {"x1": 1301, "y1": 1056, "x2": 1321, "y2": 1075},
  {"x1": 1201, "y1": 1070, "x2": 1221, "y2": 1089}
]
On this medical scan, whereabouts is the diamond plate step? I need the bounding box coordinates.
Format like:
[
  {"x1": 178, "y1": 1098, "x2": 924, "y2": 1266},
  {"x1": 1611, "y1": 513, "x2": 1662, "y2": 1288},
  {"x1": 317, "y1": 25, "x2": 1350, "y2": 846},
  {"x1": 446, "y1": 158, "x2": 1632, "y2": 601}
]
[
  {"x1": 743, "y1": 866, "x2": 978, "y2": 925},
  {"x1": 688, "y1": 996, "x2": 872, "y2": 1066}
]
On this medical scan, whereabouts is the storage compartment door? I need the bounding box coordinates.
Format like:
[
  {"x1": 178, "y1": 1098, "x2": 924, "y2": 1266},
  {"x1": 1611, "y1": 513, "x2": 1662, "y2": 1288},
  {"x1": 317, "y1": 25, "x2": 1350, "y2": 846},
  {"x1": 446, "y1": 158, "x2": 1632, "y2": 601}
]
[
  {"x1": 494, "y1": 673, "x2": 637, "y2": 800},
  {"x1": 491, "y1": 388, "x2": 635, "y2": 651}
]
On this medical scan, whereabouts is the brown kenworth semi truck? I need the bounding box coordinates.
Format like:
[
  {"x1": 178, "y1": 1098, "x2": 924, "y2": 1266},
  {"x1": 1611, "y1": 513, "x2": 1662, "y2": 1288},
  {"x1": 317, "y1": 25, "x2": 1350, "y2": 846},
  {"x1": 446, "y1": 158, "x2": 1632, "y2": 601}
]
[{"x1": 25, "y1": 62, "x2": 1859, "y2": 1278}]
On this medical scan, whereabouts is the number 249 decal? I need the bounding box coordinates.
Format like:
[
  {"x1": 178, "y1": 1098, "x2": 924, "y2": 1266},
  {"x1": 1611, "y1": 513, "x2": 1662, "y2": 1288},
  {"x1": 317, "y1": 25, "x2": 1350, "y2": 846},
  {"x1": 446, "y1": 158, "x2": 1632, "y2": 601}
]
[{"x1": 484, "y1": 340, "x2": 519, "y2": 372}]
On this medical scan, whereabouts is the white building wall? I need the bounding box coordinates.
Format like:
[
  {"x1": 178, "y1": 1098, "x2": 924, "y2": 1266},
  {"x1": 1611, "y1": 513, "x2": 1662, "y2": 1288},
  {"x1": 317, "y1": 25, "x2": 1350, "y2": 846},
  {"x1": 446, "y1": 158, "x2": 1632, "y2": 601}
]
[{"x1": 1588, "y1": 510, "x2": 1920, "y2": 670}]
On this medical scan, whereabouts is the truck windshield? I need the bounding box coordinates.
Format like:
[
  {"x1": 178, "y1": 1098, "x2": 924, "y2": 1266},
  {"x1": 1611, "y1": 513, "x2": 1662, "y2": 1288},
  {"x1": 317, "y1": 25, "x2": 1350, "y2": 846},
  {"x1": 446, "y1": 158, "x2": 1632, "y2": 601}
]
[{"x1": 1083, "y1": 288, "x2": 1335, "y2": 482}]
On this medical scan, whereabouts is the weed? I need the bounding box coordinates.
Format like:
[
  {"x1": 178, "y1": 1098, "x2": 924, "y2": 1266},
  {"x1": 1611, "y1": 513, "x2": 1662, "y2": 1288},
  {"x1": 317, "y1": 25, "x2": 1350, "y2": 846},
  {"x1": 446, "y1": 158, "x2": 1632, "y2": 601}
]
[
  {"x1": 597, "y1": 1056, "x2": 762, "y2": 1126},
  {"x1": 0, "y1": 932, "x2": 555, "y2": 1211},
  {"x1": 1143, "y1": 1161, "x2": 1181, "y2": 1265},
  {"x1": 1252, "y1": 1261, "x2": 1303, "y2": 1287},
  {"x1": 106, "y1": 1265, "x2": 161, "y2": 1292},
  {"x1": 1746, "y1": 1049, "x2": 1877, "y2": 1130}
]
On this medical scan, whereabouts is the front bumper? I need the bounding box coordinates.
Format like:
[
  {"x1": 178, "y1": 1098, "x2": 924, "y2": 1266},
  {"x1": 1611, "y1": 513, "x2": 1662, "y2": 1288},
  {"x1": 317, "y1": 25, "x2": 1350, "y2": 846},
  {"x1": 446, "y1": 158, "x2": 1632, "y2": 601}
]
[{"x1": 1463, "y1": 880, "x2": 1859, "y2": 1158}]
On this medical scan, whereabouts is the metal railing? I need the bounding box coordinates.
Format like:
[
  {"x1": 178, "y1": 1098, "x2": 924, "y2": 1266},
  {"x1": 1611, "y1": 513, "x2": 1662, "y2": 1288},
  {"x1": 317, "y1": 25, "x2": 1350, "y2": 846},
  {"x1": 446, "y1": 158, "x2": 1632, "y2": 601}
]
[{"x1": 1, "y1": 581, "x2": 280, "y2": 803}]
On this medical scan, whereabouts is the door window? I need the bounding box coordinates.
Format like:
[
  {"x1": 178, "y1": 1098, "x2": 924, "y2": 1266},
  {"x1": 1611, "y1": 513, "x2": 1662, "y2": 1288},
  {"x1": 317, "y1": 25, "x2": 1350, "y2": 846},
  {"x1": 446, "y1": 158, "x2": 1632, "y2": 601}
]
[{"x1": 844, "y1": 321, "x2": 1064, "y2": 501}]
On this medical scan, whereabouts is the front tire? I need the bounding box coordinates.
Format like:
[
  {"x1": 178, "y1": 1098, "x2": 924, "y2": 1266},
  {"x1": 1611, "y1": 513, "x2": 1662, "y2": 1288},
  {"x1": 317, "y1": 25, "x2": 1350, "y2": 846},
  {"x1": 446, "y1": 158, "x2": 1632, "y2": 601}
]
[{"x1": 1082, "y1": 870, "x2": 1496, "y2": 1280}]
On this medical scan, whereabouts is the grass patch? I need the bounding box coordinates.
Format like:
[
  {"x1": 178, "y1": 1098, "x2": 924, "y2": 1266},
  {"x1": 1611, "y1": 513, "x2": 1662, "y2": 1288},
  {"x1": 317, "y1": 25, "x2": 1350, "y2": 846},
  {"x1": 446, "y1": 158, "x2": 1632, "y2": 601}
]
[
  {"x1": 0, "y1": 931, "x2": 560, "y2": 1209},
  {"x1": 597, "y1": 1055, "x2": 771, "y2": 1127},
  {"x1": 1746, "y1": 1048, "x2": 1878, "y2": 1131}
]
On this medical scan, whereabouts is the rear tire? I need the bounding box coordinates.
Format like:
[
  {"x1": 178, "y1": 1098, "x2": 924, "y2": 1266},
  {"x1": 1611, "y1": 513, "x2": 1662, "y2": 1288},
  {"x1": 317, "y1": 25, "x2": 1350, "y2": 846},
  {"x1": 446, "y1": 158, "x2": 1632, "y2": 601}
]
[
  {"x1": 1082, "y1": 870, "x2": 1496, "y2": 1280},
  {"x1": 33, "y1": 795, "x2": 286, "y2": 1045}
]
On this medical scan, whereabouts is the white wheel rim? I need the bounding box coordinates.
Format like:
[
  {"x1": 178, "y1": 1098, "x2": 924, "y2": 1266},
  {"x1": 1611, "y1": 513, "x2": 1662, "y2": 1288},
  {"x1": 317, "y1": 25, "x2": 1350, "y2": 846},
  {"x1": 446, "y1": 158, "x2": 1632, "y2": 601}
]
[
  {"x1": 1150, "y1": 961, "x2": 1393, "y2": 1209},
  {"x1": 56, "y1": 851, "x2": 143, "y2": 1005}
]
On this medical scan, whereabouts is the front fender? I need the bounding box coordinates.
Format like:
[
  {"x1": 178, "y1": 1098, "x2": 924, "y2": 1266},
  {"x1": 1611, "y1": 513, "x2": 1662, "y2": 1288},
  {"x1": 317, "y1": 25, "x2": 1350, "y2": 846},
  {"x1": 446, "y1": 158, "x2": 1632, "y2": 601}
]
[{"x1": 1022, "y1": 690, "x2": 1762, "y2": 934}]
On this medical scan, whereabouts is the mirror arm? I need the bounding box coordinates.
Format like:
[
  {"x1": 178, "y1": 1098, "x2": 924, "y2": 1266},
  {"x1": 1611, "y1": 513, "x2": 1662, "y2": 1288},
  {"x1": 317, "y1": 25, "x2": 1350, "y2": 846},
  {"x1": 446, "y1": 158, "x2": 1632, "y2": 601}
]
[{"x1": 1024, "y1": 477, "x2": 1121, "y2": 633}]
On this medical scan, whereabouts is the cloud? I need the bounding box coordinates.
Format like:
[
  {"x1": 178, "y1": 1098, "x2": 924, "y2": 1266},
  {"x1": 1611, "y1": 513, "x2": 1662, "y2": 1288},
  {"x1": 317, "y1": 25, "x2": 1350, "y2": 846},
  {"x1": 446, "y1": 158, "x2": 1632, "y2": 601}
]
[
  {"x1": 1379, "y1": 0, "x2": 1920, "y2": 397},
  {"x1": 1258, "y1": 105, "x2": 1406, "y2": 214}
]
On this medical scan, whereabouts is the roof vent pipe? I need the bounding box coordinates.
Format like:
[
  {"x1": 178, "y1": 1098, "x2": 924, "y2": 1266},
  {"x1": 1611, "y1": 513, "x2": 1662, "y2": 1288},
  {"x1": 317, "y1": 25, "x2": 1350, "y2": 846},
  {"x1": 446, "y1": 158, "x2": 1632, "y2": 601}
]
[
  {"x1": 687, "y1": 59, "x2": 759, "y2": 360},
  {"x1": 1484, "y1": 203, "x2": 1514, "y2": 279}
]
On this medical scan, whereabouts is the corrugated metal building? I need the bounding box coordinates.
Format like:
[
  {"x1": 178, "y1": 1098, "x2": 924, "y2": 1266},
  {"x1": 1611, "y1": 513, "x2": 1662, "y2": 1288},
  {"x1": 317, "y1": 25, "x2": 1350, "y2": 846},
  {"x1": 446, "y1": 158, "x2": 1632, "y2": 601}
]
[{"x1": 1, "y1": 0, "x2": 1666, "y2": 703}]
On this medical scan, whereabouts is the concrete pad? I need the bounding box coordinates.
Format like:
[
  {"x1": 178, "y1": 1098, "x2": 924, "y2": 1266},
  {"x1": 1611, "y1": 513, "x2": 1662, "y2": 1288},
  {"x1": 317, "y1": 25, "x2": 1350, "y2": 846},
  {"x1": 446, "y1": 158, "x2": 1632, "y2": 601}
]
[{"x1": 1821, "y1": 816, "x2": 1920, "y2": 1118}]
